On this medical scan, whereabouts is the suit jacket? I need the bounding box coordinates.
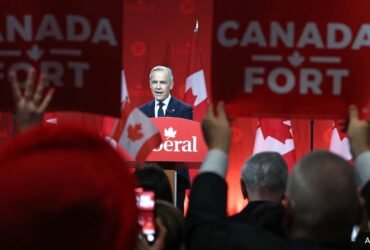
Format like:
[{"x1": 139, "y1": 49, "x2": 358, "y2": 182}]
[
  {"x1": 139, "y1": 96, "x2": 193, "y2": 120},
  {"x1": 139, "y1": 97, "x2": 193, "y2": 189},
  {"x1": 186, "y1": 173, "x2": 353, "y2": 250},
  {"x1": 229, "y1": 201, "x2": 286, "y2": 238}
]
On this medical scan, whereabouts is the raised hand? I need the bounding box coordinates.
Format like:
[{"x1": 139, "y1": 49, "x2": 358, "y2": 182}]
[
  {"x1": 10, "y1": 69, "x2": 55, "y2": 132},
  {"x1": 348, "y1": 105, "x2": 369, "y2": 158},
  {"x1": 201, "y1": 102, "x2": 231, "y2": 153}
]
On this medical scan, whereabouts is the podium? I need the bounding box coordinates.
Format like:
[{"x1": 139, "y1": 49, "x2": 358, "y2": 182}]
[{"x1": 146, "y1": 118, "x2": 208, "y2": 204}]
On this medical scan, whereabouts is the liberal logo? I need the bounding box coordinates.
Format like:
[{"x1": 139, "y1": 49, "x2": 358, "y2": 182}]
[
  {"x1": 164, "y1": 127, "x2": 177, "y2": 139},
  {"x1": 153, "y1": 126, "x2": 197, "y2": 153}
]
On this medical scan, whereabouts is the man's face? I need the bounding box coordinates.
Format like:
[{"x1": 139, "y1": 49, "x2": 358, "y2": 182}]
[{"x1": 150, "y1": 70, "x2": 173, "y2": 101}]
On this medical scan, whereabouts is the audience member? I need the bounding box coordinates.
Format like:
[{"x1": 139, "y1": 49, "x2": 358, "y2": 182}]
[
  {"x1": 156, "y1": 200, "x2": 185, "y2": 250},
  {"x1": 229, "y1": 152, "x2": 287, "y2": 237},
  {"x1": 135, "y1": 163, "x2": 174, "y2": 203},
  {"x1": 139, "y1": 65, "x2": 193, "y2": 212},
  {"x1": 186, "y1": 103, "x2": 365, "y2": 250},
  {"x1": 10, "y1": 70, "x2": 54, "y2": 133},
  {"x1": 0, "y1": 70, "x2": 140, "y2": 250},
  {"x1": 0, "y1": 124, "x2": 138, "y2": 250}
]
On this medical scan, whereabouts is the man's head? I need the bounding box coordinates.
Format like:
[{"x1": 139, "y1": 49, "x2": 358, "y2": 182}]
[
  {"x1": 285, "y1": 151, "x2": 361, "y2": 241},
  {"x1": 241, "y1": 152, "x2": 288, "y2": 201},
  {"x1": 149, "y1": 66, "x2": 174, "y2": 102}
]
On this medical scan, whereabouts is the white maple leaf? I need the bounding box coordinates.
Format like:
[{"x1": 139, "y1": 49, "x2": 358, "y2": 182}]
[{"x1": 164, "y1": 127, "x2": 177, "y2": 139}]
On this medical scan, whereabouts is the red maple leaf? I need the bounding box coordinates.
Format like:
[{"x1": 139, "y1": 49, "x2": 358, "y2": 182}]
[
  {"x1": 259, "y1": 119, "x2": 293, "y2": 144},
  {"x1": 128, "y1": 123, "x2": 144, "y2": 142}
]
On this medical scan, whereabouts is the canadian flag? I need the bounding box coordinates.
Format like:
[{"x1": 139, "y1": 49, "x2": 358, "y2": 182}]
[
  {"x1": 184, "y1": 20, "x2": 208, "y2": 121},
  {"x1": 329, "y1": 121, "x2": 352, "y2": 161},
  {"x1": 253, "y1": 119, "x2": 296, "y2": 171},
  {"x1": 107, "y1": 70, "x2": 162, "y2": 163}
]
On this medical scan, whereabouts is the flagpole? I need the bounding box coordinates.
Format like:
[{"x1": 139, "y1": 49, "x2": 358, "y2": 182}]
[
  {"x1": 310, "y1": 119, "x2": 314, "y2": 152},
  {"x1": 194, "y1": 17, "x2": 199, "y2": 32}
]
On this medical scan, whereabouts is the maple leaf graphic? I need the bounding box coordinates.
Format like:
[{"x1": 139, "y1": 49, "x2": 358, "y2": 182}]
[
  {"x1": 333, "y1": 122, "x2": 348, "y2": 141},
  {"x1": 258, "y1": 119, "x2": 293, "y2": 144},
  {"x1": 128, "y1": 123, "x2": 143, "y2": 142},
  {"x1": 164, "y1": 127, "x2": 176, "y2": 139}
]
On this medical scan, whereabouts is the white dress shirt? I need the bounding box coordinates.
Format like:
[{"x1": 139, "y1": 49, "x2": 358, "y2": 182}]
[
  {"x1": 200, "y1": 149, "x2": 229, "y2": 178},
  {"x1": 154, "y1": 95, "x2": 171, "y2": 117}
]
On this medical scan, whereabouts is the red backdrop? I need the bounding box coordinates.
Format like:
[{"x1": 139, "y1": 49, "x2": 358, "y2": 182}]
[
  {"x1": 0, "y1": 0, "x2": 337, "y2": 214},
  {"x1": 122, "y1": 0, "x2": 335, "y2": 214}
]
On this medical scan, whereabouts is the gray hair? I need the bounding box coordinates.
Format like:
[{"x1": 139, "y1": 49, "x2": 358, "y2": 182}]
[
  {"x1": 149, "y1": 66, "x2": 174, "y2": 83},
  {"x1": 241, "y1": 152, "x2": 288, "y2": 194}
]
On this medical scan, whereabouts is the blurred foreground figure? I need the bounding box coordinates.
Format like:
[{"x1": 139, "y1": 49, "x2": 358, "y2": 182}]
[{"x1": 0, "y1": 124, "x2": 138, "y2": 250}]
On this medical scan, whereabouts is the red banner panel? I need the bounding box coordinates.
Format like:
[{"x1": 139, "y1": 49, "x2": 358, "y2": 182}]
[
  {"x1": 146, "y1": 118, "x2": 207, "y2": 163},
  {"x1": 0, "y1": 0, "x2": 122, "y2": 116},
  {"x1": 212, "y1": 0, "x2": 370, "y2": 119}
]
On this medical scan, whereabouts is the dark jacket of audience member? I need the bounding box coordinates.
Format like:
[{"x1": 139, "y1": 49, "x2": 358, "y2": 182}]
[
  {"x1": 229, "y1": 152, "x2": 287, "y2": 237},
  {"x1": 187, "y1": 151, "x2": 360, "y2": 250}
]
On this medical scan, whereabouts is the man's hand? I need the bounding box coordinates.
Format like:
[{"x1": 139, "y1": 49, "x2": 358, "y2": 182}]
[
  {"x1": 10, "y1": 69, "x2": 55, "y2": 132},
  {"x1": 348, "y1": 105, "x2": 369, "y2": 158},
  {"x1": 201, "y1": 102, "x2": 231, "y2": 153}
]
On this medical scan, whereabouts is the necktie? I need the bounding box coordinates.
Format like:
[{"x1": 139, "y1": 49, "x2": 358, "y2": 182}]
[{"x1": 157, "y1": 102, "x2": 165, "y2": 117}]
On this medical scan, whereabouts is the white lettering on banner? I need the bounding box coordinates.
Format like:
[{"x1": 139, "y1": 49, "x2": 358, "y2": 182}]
[
  {"x1": 217, "y1": 21, "x2": 370, "y2": 50},
  {"x1": 270, "y1": 22, "x2": 294, "y2": 48},
  {"x1": 153, "y1": 136, "x2": 198, "y2": 152},
  {"x1": 297, "y1": 22, "x2": 324, "y2": 48},
  {"x1": 327, "y1": 23, "x2": 352, "y2": 49},
  {"x1": 0, "y1": 15, "x2": 117, "y2": 89},
  {"x1": 0, "y1": 61, "x2": 90, "y2": 88},
  {"x1": 244, "y1": 67, "x2": 349, "y2": 95},
  {"x1": 216, "y1": 21, "x2": 359, "y2": 96},
  {"x1": 0, "y1": 15, "x2": 117, "y2": 46},
  {"x1": 35, "y1": 15, "x2": 63, "y2": 41},
  {"x1": 240, "y1": 21, "x2": 267, "y2": 47},
  {"x1": 7, "y1": 15, "x2": 32, "y2": 42},
  {"x1": 217, "y1": 20, "x2": 239, "y2": 47},
  {"x1": 67, "y1": 16, "x2": 91, "y2": 42}
]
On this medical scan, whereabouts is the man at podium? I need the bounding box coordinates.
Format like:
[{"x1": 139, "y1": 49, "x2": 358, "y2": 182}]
[{"x1": 140, "y1": 65, "x2": 193, "y2": 212}]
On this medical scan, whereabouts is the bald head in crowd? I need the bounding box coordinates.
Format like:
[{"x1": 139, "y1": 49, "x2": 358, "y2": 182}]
[
  {"x1": 241, "y1": 152, "x2": 288, "y2": 201},
  {"x1": 286, "y1": 151, "x2": 361, "y2": 241}
]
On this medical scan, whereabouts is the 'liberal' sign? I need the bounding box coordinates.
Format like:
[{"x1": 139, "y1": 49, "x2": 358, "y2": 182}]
[
  {"x1": 0, "y1": 0, "x2": 122, "y2": 116},
  {"x1": 212, "y1": 0, "x2": 370, "y2": 119},
  {"x1": 147, "y1": 118, "x2": 207, "y2": 163}
]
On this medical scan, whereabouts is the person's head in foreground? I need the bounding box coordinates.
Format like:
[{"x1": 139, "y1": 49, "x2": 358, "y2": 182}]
[
  {"x1": 135, "y1": 163, "x2": 173, "y2": 203},
  {"x1": 155, "y1": 200, "x2": 185, "y2": 250},
  {"x1": 0, "y1": 124, "x2": 137, "y2": 250},
  {"x1": 241, "y1": 152, "x2": 288, "y2": 202},
  {"x1": 285, "y1": 151, "x2": 361, "y2": 242}
]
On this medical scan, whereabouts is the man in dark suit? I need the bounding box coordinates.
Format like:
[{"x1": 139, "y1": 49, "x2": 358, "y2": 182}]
[
  {"x1": 140, "y1": 65, "x2": 193, "y2": 212},
  {"x1": 229, "y1": 152, "x2": 287, "y2": 237},
  {"x1": 186, "y1": 103, "x2": 364, "y2": 250}
]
